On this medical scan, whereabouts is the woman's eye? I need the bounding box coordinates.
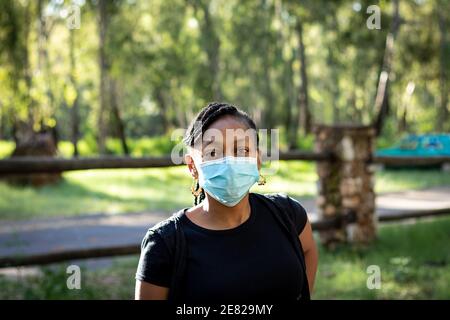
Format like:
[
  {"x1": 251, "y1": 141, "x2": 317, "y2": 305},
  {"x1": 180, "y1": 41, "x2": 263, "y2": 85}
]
[
  {"x1": 236, "y1": 147, "x2": 250, "y2": 156},
  {"x1": 204, "y1": 148, "x2": 217, "y2": 159}
]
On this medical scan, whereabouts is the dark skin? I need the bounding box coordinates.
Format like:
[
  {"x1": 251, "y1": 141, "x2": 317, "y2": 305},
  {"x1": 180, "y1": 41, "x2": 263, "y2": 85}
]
[{"x1": 135, "y1": 115, "x2": 318, "y2": 300}]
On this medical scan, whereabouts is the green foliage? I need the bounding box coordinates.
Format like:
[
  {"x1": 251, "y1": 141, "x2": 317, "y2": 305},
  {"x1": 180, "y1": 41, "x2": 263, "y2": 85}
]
[
  {"x1": 314, "y1": 215, "x2": 450, "y2": 299},
  {"x1": 0, "y1": 140, "x2": 14, "y2": 158},
  {"x1": 0, "y1": 0, "x2": 448, "y2": 145}
]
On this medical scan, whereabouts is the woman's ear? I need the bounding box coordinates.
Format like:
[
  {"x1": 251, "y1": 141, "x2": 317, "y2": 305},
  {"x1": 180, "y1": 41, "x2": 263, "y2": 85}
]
[{"x1": 185, "y1": 154, "x2": 198, "y2": 179}]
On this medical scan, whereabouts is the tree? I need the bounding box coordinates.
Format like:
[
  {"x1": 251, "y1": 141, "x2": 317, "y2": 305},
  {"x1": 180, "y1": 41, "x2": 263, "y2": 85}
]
[
  {"x1": 97, "y1": 0, "x2": 109, "y2": 154},
  {"x1": 69, "y1": 27, "x2": 80, "y2": 156},
  {"x1": 373, "y1": 0, "x2": 401, "y2": 136},
  {"x1": 188, "y1": 0, "x2": 222, "y2": 101},
  {"x1": 295, "y1": 18, "x2": 311, "y2": 135},
  {"x1": 437, "y1": 0, "x2": 449, "y2": 131},
  {"x1": 96, "y1": 0, "x2": 129, "y2": 155}
]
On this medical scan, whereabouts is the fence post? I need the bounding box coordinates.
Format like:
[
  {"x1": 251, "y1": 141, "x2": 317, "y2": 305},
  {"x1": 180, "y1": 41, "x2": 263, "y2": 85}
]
[{"x1": 314, "y1": 124, "x2": 377, "y2": 247}]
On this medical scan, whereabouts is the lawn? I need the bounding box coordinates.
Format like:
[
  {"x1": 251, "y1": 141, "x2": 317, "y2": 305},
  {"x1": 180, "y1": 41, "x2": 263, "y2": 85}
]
[
  {"x1": 1, "y1": 215, "x2": 449, "y2": 299},
  {"x1": 1, "y1": 160, "x2": 449, "y2": 220}
]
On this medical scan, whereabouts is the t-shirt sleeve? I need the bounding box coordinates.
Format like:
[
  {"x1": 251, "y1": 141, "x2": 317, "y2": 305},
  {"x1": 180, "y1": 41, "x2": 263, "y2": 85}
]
[
  {"x1": 135, "y1": 229, "x2": 172, "y2": 287},
  {"x1": 286, "y1": 196, "x2": 308, "y2": 235}
]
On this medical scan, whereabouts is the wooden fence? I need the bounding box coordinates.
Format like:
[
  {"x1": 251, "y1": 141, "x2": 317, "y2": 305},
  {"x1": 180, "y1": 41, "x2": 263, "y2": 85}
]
[
  {"x1": 0, "y1": 153, "x2": 449, "y2": 174},
  {"x1": 0, "y1": 150, "x2": 449, "y2": 267}
]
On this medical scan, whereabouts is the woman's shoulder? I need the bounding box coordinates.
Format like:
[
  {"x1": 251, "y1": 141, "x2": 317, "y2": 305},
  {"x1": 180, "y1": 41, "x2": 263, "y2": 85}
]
[
  {"x1": 251, "y1": 192, "x2": 308, "y2": 234},
  {"x1": 141, "y1": 208, "x2": 188, "y2": 247},
  {"x1": 252, "y1": 192, "x2": 304, "y2": 208}
]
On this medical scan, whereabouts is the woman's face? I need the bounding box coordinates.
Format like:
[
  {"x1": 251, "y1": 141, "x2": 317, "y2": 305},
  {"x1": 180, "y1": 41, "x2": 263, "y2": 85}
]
[{"x1": 186, "y1": 115, "x2": 261, "y2": 177}]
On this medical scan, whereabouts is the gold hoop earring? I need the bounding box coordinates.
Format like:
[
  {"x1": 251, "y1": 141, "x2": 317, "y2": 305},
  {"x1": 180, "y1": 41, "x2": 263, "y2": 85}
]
[
  {"x1": 257, "y1": 174, "x2": 266, "y2": 186},
  {"x1": 191, "y1": 179, "x2": 203, "y2": 197}
]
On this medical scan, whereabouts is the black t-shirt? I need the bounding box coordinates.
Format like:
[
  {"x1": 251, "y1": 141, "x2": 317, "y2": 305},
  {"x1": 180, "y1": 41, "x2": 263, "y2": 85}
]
[{"x1": 135, "y1": 192, "x2": 308, "y2": 302}]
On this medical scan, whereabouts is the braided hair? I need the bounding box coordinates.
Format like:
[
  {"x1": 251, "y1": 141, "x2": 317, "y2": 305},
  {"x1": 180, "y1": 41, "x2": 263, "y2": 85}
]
[{"x1": 183, "y1": 102, "x2": 259, "y2": 205}]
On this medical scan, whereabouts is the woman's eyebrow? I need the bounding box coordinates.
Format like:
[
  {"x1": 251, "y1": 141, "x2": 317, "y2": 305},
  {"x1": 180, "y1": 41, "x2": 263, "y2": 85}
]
[
  {"x1": 235, "y1": 136, "x2": 254, "y2": 144},
  {"x1": 203, "y1": 139, "x2": 221, "y2": 148}
]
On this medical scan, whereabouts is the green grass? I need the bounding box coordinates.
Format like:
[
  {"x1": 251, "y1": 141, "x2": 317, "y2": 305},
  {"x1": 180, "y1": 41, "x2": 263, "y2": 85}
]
[
  {"x1": 1, "y1": 215, "x2": 449, "y2": 299},
  {"x1": 375, "y1": 168, "x2": 450, "y2": 193},
  {"x1": 0, "y1": 167, "x2": 194, "y2": 219},
  {"x1": 314, "y1": 216, "x2": 450, "y2": 299},
  {"x1": 0, "y1": 161, "x2": 449, "y2": 220}
]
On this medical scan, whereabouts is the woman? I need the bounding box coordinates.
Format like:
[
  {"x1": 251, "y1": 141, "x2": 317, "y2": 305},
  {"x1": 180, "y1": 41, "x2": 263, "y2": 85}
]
[{"x1": 135, "y1": 102, "x2": 318, "y2": 302}]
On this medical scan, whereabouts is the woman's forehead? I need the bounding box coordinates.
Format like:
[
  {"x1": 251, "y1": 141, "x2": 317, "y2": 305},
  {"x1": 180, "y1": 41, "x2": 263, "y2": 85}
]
[
  {"x1": 202, "y1": 127, "x2": 257, "y2": 146},
  {"x1": 207, "y1": 114, "x2": 250, "y2": 131},
  {"x1": 190, "y1": 115, "x2": 257, "y2": 151}
]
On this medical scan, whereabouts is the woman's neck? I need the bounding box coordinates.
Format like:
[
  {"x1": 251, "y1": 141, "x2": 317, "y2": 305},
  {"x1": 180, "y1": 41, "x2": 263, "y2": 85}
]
[{"x1": 200, "y1": 193, "x2": 251, "y2": 229}]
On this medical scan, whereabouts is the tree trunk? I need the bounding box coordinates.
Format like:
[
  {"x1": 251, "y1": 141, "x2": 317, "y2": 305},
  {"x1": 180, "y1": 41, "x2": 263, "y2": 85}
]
[
  {"x1": 155, "y1": 88, "x2": 169, "y2": 134},
  {"x1": 37, "y1": 0, "x2": 46, "y2": 74},
  {"x1": 37, "y1": 0, "x2": 55, "y2": 121},
  {"x1": 438, "y1": 5, "x2": 448, "y2": 131},
  {"x1": 23, "y1": 2, "x2": 35, "y2": 128},
  {"x1": 328, "y1": 45, "x2": 341, "y2": 124},
  {"x1": 69, "y1": 28, "x2": 80, "y2": 157},
  {"x1": 97, "y1": 0, "x2": 109, "y2": 154},
  {"x1": 262, "y1": 53, "x2": 275, "y2": 131},
  {"x1": 373, "y1": 0, "x2": 400, "y2": 136},
  {"x1": 261, "y1": 1, "x2": 275, "y2": 132},
  {"x1": 296, "y1": 19, "x2": 311, "y2": 135},
  {"x1": 328, "y1": 13, "x2": 341, "y2": 124},
  {"x1": 0, "y1": 104, "x2": 4, "y2": 140},
  {"x1": 7, "y1": 124, "x2": 61, "y2": 186},
  {"x1": 348, "y1": 87, "x2": 359, "y2": 122},
  {"x1": 286, "y1": 54, "x2": 297, "y2": 150},
  {"x1": 197, "y1": 1, "x2": 222, "y2": 101},
  {"x1": 109, "y1": 78, "x2": 129, "y2": 155},
  {"x1": 398, "y1": 82, "x2": 415, "y2": 133}
]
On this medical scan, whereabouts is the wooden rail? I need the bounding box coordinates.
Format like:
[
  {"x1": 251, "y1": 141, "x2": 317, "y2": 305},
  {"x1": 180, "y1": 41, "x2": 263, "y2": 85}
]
[
  {"x1": 378, "y1": 207, "x2": 450, "y2": 222},
  {"x1": 0, "y1": 151, "x2": 449, "y2": 267},
  {"x1": 0, "y1": 216, "x2": 342, "y2": 268},
  {"x1": 2, "y1": 208, "x2": 449, "y2": 268},
  {"x1": 0, "y1": 155, "x2": 178, "y2": 174},
  {"x1": 0, "y1": 245, "x2": 140, "y2": 268},
  {"x1": 0, "y1": 151, "x2": 332, "y2": 174},
  {"x1": 1, "y1": 153, "x2": 448, "y2": 175}
]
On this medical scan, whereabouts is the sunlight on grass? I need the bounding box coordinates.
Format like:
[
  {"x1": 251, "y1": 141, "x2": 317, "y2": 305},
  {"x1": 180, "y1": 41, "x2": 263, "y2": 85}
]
[
  {"x1": 314, "y1": 216, "x2": 450, "y2": 299},
  {"x1": 0, "y1": 166, "x2": 193, "y2": 219},
  {"x1": 375, "y1": 168, "x2": 450, "y2": 193}
]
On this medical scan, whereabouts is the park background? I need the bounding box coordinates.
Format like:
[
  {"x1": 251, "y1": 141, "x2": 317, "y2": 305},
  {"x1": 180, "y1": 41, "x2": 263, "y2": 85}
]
[{"x1": 0, "y1": 0, "x2": 449, "y2": 299}]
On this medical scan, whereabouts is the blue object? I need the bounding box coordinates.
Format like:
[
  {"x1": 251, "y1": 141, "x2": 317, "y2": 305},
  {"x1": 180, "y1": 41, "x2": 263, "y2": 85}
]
[
  {"x1": 376, "y1": 134, "x2": 450, "y2": 157},
  {"x1": 198, "y1": 156, "x2": 260, "y2": 207}
]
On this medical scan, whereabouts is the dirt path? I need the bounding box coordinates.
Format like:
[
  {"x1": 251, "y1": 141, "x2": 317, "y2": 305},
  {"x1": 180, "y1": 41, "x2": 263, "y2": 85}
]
[{"x1": 1, "y1": 187, "x2": 449, "y2": 266}]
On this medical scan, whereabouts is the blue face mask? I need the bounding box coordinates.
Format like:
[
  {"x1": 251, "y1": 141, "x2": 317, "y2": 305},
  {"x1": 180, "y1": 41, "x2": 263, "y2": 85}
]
[{"x1": 197, "y1": 156, "x2": 260, "y2": 207}]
